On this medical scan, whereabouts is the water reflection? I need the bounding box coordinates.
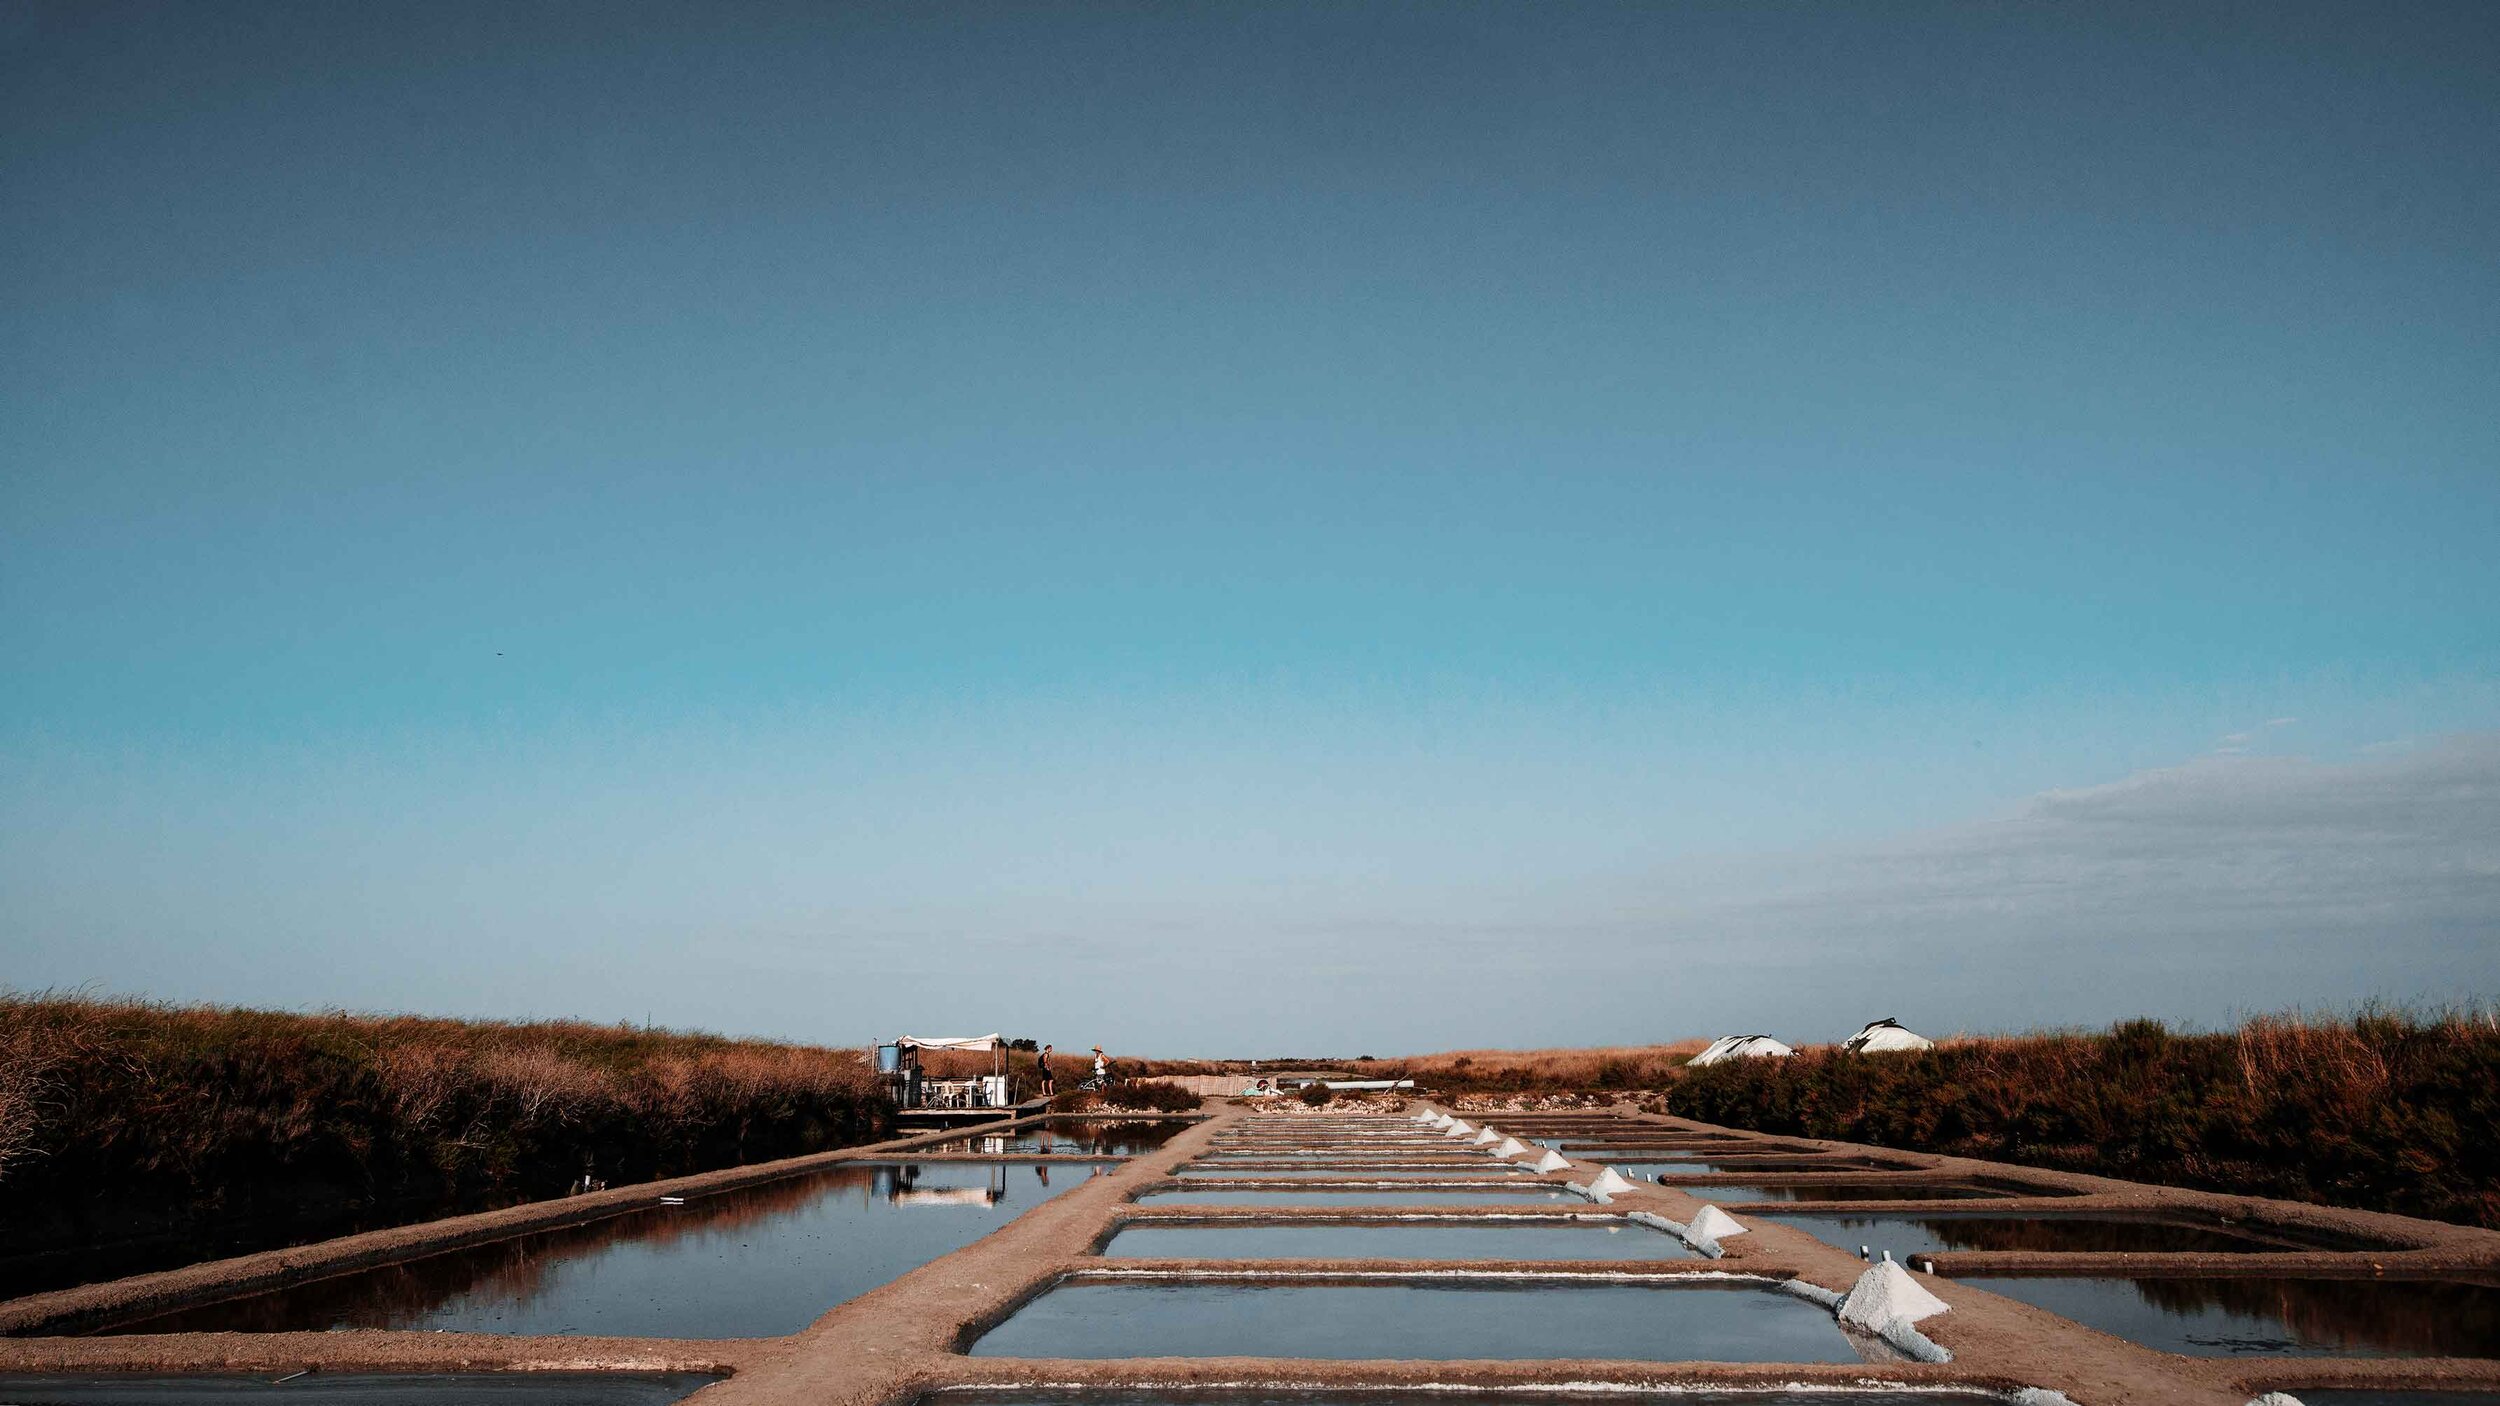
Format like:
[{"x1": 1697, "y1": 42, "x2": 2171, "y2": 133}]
[
  {"x1": 1137, "y1": 1188, "x2": 1574, "y2": 1206},
  {"x1": 2290, "y1": 1380, "x2": 2500, "y2": 1390},
  {"x1": 920, "y1": 1380, "x2": 2010, "y2": 1390},
  {"x1": 1965, "y1": 1275, "x2": 2500, "y2": 1357},
  {"x1": 1101, "y1": 1219, "x2": 1699, "y2": 1260},
  {"x1": 927, "y1": 1120, "x2": 1194, "y2": 1156},
  {"x1": 101, "y1": 1162, "x2": 1108, "y2": 1339},
  {"x1": 1700, "y1": 1183, "x2": 2011, "y2": 1203},
  {"x1": 1617, "y1": 1159, "x2": 1910, "y2": 1177},
  {"x1": 0, "y1": 1377, "x2": 720, "y2": 1406},
  {"x1": 1762, "y1": 1211, "x2": 2333, "y2": 1256},
  {"x1": 968, "y1": 1279, "x2": 1861, "y2": 1361}
]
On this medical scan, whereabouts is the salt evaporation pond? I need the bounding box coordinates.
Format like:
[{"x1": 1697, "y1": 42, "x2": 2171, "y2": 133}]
[
  {"x1": 970, "y1": 1278, "x2": 1864, "y2": 1361},
  {"x1": 927, "y1": 1119, "x2": 1194, "y2": 1155},
  {"x1": 1175, "y1": 1160, "x2": 1520, "y2": 1170},
  {"x1": 0, "y1": 1379, "x2": 720, "y2": 1406},
  {"x1": 1700, "y1": 1183, "x2": 2014, "y2": 1203},
  {"x1": 921, "y1": 1390, "x2": 2019, "y2": 1406},
  {"x1": 1135, "y1": 1187, "x2": 1575, "y2": 1206},
  {"x1": 1101, "y1": 1218, "x2": 1697, "y2": 1260},
  {"x1": 1962, "y1": 1275, "x2": 2500, "y2": 1357},
  {"x1": 102, "y1": 1162, "x2": 1105, "y2": 1338},
  {"x1": 1760, "y1": 1211, "x2": 2323, "y2": 1256}
]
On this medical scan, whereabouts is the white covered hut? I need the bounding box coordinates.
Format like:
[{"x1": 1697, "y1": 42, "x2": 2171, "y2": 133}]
[
  {"x1": 1687, "y1": 1034, "x2": 1795, "y2": 1067},
  {"x1": 1844, "y1": 1018, "x2": 1934, "y2": 1053}
]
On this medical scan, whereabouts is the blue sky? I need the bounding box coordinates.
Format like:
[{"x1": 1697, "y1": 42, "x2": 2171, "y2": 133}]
[{"x1": 5, "y1": 1, "x2": 2496, "y2": 1052}]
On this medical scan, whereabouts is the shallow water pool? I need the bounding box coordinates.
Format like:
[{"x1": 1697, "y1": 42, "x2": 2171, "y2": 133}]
[
  {"x1": 0, "y1": 1378, "x2": 720, "y2": 1406},
  {"x1": 1101, "y1": 1218, "x2": 1696, "y2": 1260},
  {"x1": 101, "y1": 1162, "x2": 1108, "y2": 1338},
  {"x1": 920, "y1": 1390, "x2": 2013, "y2": 1406},
  {"x1": 1177, "y1": 1166, "x2": 1523, "y2": 1179},
  {"x1": 1700, "y1": 1183, "x2": 2012, "y2": 1203},
  {"x1": 1136, "y1": 1187, "x2": 1576, "y2": 1207},
  {"x1": 1621, "y1": 1158, "x2": 1920, "y2": 1176},
  {"x1": 926, "y1": 1119, "x2": 1194, "y2": 1155},
  {"x1": 1760, "y1": 1211, "x2": 2331, "y2": 1256},
  {"x1": 1962, "y1": 1275, "x2": 2500, "y2": 1357},
  {"x1": 968, "y1": 1278, "x2": 1863, "y2": 1361}
]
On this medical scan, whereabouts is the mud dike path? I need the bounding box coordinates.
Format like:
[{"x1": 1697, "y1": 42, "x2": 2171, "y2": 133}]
[{"x1": 5, "y1": 1103, "x2": 2498, "y2": 1406}]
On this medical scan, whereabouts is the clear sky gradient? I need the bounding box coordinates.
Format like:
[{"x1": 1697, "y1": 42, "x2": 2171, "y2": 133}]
[{"x1": 5, "y1": 1, "x2": 2496, "y2": 1052}]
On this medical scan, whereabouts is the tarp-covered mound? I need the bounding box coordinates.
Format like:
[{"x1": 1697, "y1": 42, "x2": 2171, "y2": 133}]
[
  {"x1": 1689, "y1": 1034, "x2": 1797, "y2": 1066},
  {"x1": 1845, "y1": 1018, "x2": 1935, "y2": 1053}
]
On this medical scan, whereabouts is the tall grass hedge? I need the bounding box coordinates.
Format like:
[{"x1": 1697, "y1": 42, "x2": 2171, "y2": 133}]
[
  {"x1": 0, "y1": 994, "x2": 887, "y2": 1271},
  {"x1": 1671, "y1": 1009, "x2": 2500, "y2": 1229}
]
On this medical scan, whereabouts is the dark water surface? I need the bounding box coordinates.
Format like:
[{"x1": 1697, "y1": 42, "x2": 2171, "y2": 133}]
[
  {"x1": 1136, "y1": 1188, "x2": 1575, "y2": 1206},
  {"x1": 1699, "y1": 1183, "x2": 2010, "y2": 1203},
  {"x1": 1963, "y1": 1275, "x2": 2500, "y2": 1357},
  {"x1": 926, "y1": 1120, "x2": 1193, "y2": 1155},
  {"x1": 1175, "y1": 1160, "x2": 1520, "y2": 1170},
  {"x1": 920, "y1": 1380, "x2": 2010, "y2": 1390},
  {"x1": 1761, "y1": 1211, "x2": 2329, "y2": 1256},
  {"x1": 969, "y1": 1279, "x2": 1861, "y2": 1360},
  {"x1": 2290, "y1": 1380, "x2": 2500, "y2": 1390},
  {"x1": 100, "y1": 1162, "x2": 1107, "y2": 1338},
  {"x1": 1615, "y1": 1160, "x2": 1908, "y2": 1178},
  {"x1": 1101, "y1": 1219, "x2": 1696, "y2": 1260},
  {"x1": 0, "y1": 1378, "x2": 718, "y2": 1406}
]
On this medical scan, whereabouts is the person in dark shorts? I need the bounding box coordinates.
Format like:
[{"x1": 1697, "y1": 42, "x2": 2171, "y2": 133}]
[{"x1": 1038, "y1": 1044, "x2": 1056, "y2": 1097}]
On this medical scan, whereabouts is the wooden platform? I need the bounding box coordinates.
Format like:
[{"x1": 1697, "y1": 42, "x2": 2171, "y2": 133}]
[{"x1": 892, "y1": 1098, "x2": 1050, "y2": 1127}]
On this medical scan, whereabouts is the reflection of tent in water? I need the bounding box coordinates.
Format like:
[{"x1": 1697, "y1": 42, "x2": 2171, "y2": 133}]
[
  {"x1": 872, "y1": 1163, "x2": 1008, "y2": 1206},
  {"x1": 1844, "y1": 1018, "x2": 1935, "y2": 1053}
]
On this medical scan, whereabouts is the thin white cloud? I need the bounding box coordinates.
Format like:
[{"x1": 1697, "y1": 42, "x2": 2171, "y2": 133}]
[{"x1": 1557, "y1": 733, "x2": 2500, "y2": 1035}]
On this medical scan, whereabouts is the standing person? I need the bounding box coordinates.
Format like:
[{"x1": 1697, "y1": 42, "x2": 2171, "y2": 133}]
[
  {"x1": 1091, "y1": 1045, "x2": 1108, "y2": 1087},
  {"x1": 1038, "y1": 1044, "x2": 1056, "y2": 1098}
]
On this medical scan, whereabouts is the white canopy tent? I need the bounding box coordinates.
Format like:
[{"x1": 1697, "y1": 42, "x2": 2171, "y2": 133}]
[
  {"x1": 882, "y1": 1035, "x2": 1011, "y2": 1110},
  {"x1": 1845, "y1": 1019, "x2": 1935, "y2": 1053},
  {"x1": 1688, "y1": 1034, "x2": 1796, "y2": 1067},
  {"x1": 894, "y1": 1035, "x2": 1004, "y2": 1052}
]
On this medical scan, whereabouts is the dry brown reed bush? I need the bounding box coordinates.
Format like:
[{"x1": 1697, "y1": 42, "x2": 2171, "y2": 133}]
[
  {"x1": 0, "y1": 991, "x2": 887, "y2": 1271},
  {"x1": 1674, "y1": 1005, "x2": 2500, "y2": 1229},
  {"x1": 1375, "y1": 1041, "x2": 1712, "y2": 1092}
]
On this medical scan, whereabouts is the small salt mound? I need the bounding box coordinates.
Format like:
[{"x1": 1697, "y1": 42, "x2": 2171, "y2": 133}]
[
  {"x1": 1687, "y1": 1204, "x2": 1747, "y2": 1241},
  {"x1": 1412, "y1": 1111, "x2": 1437, "y2": 1124},
  {"x1": 1587, "y1": 1166, "x2": 1642, "y2": 1197},
  {"x1": 1837, "y1": 1260, "x2": 1950, "y2": 1333},
  {"x1": 1471, "y1": 1127, "x2": 1500, "y2": 1145},
  {"x1": 1444, "y1": 1119, "x2": 1475, "y2": 1138},
  {"x1": 1531, "y1": 1148, "x2": 1571, "y2": 1173},
  {"x1": 2245, "y1": 1396, "x2": 2306, "y2": 1406},
  {"x1": 1493, "y1": 1137, "x2": 1529, "y2": 1158}
]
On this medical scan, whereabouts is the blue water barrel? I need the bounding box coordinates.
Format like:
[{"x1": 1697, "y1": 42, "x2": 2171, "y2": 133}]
[{"x1": 876, "y1": 1043, "x2": 901, "y2": 1073}]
